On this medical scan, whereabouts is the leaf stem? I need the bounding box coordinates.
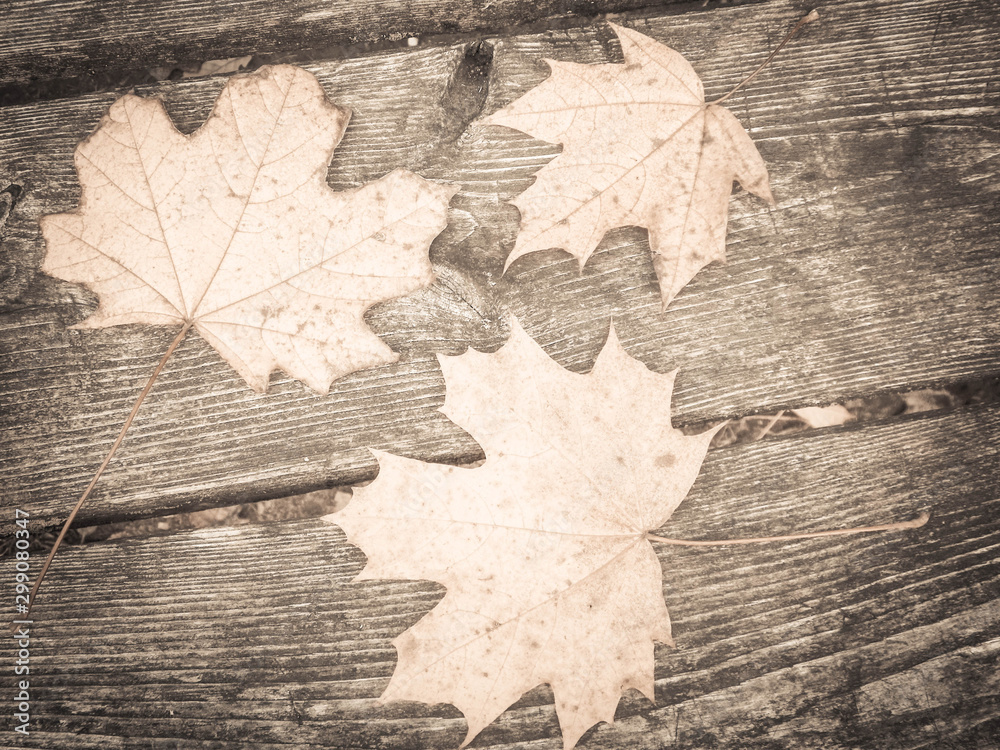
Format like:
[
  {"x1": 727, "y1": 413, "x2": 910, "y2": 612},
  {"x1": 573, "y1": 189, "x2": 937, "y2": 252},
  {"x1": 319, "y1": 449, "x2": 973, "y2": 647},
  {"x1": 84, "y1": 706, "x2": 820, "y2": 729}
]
[
  {"x1": 16, "y1": 321, "x2": 193, "y2": 624},
  {"x1": 710, "y1": 9, "x2": 820, "y2": 106},
  {"x1": 647, "y1": 511, "x2": 929, "y2": 547}
]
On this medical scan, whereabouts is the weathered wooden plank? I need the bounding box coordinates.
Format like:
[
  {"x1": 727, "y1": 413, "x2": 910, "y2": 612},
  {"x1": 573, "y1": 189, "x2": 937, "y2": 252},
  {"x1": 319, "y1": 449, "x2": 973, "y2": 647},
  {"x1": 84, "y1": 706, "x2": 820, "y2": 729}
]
[
  {"x1": 2, "y1": 0, "x2": 999, "y2": 530},
  {"x1": 0, "y1": 0, "x2": 720, "y2": 91},
  {"x1": 4, "y1": 404, "x2": 998, "y2": 749}
]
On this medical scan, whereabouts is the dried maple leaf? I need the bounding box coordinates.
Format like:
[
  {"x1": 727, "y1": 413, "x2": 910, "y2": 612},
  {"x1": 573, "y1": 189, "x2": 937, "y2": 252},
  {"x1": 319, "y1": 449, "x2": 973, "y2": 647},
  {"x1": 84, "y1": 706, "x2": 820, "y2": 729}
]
[
  {"x1": 328, "y1": 320, "x2": 719, "y2": 749},
  {"x1": 21, "y1": 64, "x2": 456, "y2": 621},
  {"x1": 485, "y1": 23, "x2": 775, "y2": 308},
  {"x1": 41, "y1": 64, "x2": 455, "y2": 393}
]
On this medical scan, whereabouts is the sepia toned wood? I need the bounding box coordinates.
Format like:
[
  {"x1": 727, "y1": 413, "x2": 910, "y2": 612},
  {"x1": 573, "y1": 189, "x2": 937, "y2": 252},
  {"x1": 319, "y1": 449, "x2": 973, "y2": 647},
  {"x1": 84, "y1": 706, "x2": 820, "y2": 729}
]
[
  {"x1": 0, "y1": 0, "x2": 721, "y2": 91},
  {"x1": 2, "y1": 0, "x2": 998, "y2": 533},
  {"x1": 3, "y1": 404, "x2": 997, "y2": 749},
  {"x1": 1, "y1": 1, "x2": 996, "y2": 748}
]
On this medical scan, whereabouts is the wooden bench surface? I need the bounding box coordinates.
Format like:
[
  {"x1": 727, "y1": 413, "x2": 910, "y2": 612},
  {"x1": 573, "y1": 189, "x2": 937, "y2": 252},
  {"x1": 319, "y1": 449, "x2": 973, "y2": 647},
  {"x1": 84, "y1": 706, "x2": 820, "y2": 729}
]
[{"x1": 1, "y1": 0, "x2": 998, "y2": 747}]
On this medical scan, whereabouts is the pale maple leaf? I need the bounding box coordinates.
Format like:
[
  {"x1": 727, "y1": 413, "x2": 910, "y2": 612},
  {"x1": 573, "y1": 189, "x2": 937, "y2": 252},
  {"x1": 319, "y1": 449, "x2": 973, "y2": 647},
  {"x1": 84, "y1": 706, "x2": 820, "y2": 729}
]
[
  {"x1": 328, "y1": 320, "x2": 719, "y2": 749},
  {"x1": 40, "y1": 65, "x2": 456, "y2": 393},
  {"x1": 484, "y1": 23, "x2": 775, "y2": 308}
]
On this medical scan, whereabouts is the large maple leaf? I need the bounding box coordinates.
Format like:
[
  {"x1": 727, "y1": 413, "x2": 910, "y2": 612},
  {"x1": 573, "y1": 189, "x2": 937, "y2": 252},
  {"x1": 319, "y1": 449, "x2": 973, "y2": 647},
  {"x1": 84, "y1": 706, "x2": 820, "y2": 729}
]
[
  {"x1": 40, "y1": 65, "x2": 455, "y2": 393},
  {"x1": 484, "y1": 23, "x2": 774, "y2": 308},
  {"x1": 329, "y1": 320, "x2": 719, "y2": 749}
]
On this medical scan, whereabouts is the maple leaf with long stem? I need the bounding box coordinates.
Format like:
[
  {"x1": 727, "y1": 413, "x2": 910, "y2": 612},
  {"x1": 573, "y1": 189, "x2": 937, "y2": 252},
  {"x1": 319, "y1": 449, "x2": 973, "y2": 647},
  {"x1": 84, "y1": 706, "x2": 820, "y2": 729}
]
[
  {"x1": 25, "y1": 64, "x2": 455, "y2": 618},
  {"x1": 484, "y1": 17, "x2": 823, "y2": 308},
  {"x1": 329, "y1": 316, "x2": 928, "y2": 749}
]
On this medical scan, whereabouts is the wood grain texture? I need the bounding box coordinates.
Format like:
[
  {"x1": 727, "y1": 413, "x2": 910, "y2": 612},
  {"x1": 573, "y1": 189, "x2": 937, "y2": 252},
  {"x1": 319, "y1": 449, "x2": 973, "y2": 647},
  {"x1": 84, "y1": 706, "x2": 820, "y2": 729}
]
[
  {"x1": 0, "y1": 0, "x2": 714, "y2": 89},
  {"x1": 3, "y1": 404, "x2": 997, "y2": 749},
  {"x1": 2, "y1": 0, "x2": 1000, "y2": 530}
]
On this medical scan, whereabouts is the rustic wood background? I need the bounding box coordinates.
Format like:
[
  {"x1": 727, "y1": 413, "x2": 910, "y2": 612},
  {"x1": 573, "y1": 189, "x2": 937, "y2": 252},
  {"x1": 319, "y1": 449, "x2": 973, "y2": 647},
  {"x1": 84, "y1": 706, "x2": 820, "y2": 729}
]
[{"x1": 1, "y1": 0, "x2": 997, "y2": 747}]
